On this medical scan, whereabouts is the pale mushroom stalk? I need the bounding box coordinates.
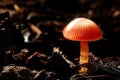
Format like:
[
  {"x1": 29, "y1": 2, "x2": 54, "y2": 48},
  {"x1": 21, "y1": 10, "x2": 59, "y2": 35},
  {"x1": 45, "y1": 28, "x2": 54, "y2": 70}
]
[
  {"x1": 79, "y1": 41, "x2": 89, "y2": 73},
  {"x1": 80, "y1": 41, "x2": 88, "y2": 65}
]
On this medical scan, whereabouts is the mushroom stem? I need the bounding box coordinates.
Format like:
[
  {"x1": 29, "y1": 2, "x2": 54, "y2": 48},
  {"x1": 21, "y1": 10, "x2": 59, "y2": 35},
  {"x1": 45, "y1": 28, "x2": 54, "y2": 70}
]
[
  {"x1": 80, "y1": 41, "x2": 89, "y2": 65},
  {"x1": 79, "y1": 41, "x2": 89, "y2": 73}
]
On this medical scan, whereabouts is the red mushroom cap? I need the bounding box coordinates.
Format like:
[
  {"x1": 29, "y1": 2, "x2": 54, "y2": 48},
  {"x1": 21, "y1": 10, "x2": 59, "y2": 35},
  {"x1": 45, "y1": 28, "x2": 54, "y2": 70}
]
[{"x1": 63, "y1": 18, "x2": 102, "y2": 41}]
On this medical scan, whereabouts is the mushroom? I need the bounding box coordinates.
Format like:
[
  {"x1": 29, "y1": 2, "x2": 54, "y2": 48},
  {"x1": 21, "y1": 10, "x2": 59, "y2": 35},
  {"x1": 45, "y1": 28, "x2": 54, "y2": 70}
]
[{"x1": 63, "y1": 18, "x2": 102, "y2": 73}]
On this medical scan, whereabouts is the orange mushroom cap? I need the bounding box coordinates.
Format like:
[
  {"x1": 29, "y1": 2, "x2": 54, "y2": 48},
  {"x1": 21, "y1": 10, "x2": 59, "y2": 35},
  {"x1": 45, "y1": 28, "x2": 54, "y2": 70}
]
[{"x1": 63, "y1": 18, "x2": 102, "y2": 41}]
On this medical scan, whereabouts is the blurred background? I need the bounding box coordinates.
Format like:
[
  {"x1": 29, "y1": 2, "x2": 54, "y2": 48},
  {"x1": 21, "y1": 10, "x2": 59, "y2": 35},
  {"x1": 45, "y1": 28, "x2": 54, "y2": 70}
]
[
  {"x1": 0, "y1": 1, "x2": 120, "y2": 80},
  {"x1": 0, "y1": 0, "x2": 120, "y2": 58}
]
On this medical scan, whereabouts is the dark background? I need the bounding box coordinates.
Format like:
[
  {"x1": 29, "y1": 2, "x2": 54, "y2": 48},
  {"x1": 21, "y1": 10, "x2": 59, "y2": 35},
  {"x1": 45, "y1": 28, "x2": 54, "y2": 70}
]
[{"x1": 0, "y1": 0, "x2": 120, "y2": 60}]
